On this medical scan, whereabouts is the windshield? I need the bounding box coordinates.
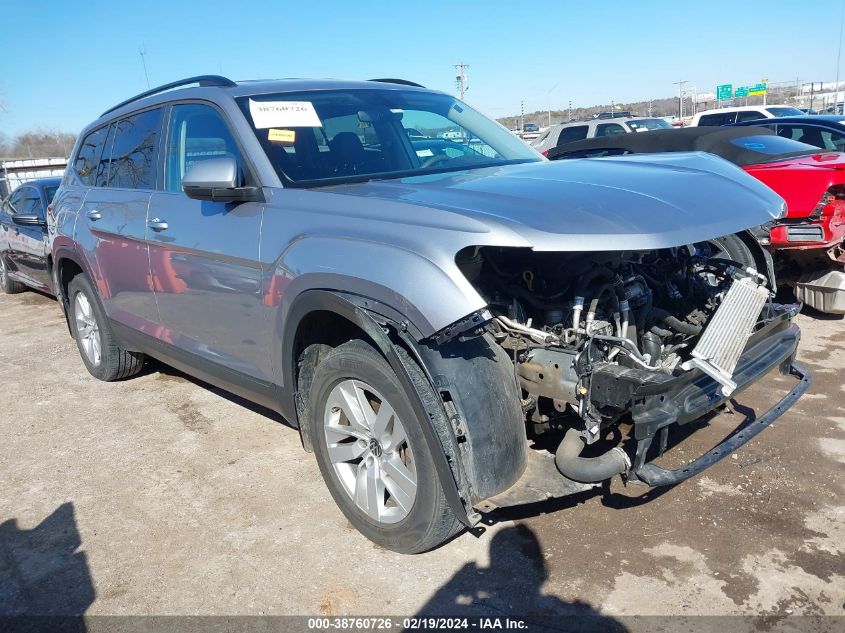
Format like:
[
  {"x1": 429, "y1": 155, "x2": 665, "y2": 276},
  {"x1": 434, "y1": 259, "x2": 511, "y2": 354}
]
[
  {"x1": 766, "y1": 107, "x2": 804, "y2": 117},
  {"x1": 627, "y1": 118, "x2": 673, "y2": 132},
  {"x1": 44, "y1": 185, "x2": 59, "y2": 202},
  {"x1": 237, "y1": 89, "x2": 540, "y2": 186}
]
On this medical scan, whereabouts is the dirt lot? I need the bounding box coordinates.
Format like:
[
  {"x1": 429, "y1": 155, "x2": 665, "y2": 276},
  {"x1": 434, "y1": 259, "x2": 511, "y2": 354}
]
[{"x1": 1, "y1": 289, "x2": 843, "y2": 624}]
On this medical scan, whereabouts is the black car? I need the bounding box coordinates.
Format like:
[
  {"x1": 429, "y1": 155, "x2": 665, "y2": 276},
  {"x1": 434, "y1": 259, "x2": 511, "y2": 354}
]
[
  {"x1": 0, "y1": 177, "x2": 61, "y2": 295},
  {"x1": 731, "y1": 115, "x2": 845, "y2": 151}
]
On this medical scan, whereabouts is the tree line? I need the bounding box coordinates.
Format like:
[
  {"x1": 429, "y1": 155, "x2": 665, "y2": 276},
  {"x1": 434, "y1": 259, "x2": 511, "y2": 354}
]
[{"x1": 0, "y1": 129, "x2": 77, "y2": 161}]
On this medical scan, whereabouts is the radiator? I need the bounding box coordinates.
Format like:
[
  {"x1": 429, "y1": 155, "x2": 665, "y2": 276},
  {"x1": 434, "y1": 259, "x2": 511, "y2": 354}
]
[{"x1": 686, "y1": 278, "x2": 770, "y2": 396}]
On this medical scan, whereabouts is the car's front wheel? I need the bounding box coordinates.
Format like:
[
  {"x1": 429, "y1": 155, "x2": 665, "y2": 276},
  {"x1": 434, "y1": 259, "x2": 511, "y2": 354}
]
[
  {"x1": 0, "y1": 256, "x2": 25, "y2": 294},
  {"x1": 307, "y1": 339, "x2": 462, "y2": 553},
  {"x1": 67, "y1": 274, "x2": 145, "y2": 381}
]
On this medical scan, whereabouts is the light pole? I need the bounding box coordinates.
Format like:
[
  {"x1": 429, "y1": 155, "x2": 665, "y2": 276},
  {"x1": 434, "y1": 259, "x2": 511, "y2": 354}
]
[{"x1": 673, "y1": 80, "x2": 688, "y2": 121}]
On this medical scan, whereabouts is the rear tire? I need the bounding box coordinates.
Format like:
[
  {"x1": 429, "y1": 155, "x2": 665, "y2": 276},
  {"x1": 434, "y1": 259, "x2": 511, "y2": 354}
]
[
  {"x1": 68, "y1": 274, "x2": 145, "y2": 381},
  {"x1": 307, "y1": 339, "x2": 462, "y2": 554},
  {"x1": 0, "y1": 257, "x2": 25, "y2": 294}
]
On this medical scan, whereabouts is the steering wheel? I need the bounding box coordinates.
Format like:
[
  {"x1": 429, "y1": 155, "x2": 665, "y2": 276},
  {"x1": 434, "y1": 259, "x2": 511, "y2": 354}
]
[{"x1": 421, "y1": 154, "x2": 452, "y2": 169}]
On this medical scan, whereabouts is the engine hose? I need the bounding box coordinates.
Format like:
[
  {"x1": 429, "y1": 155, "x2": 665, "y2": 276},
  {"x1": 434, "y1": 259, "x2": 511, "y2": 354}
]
[
  {"x1": 662, "y1": 315, "x2": 702, "y2": 336},
  {"x1": 575, "y1": 266, "x2": 614, "y2": 297},
  {"x1": 554, "y1": 428, "x2": 632, "y2": 483}
]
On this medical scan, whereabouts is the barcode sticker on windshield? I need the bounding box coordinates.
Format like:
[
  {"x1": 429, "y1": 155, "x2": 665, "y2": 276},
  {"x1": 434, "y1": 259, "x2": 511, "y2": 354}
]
[
  {"x1": 268, "y1": 129, "x2": 296, "y2": 143},
  {"x1": 249, "y1": 99, "x2": 322, "y2": 128}
]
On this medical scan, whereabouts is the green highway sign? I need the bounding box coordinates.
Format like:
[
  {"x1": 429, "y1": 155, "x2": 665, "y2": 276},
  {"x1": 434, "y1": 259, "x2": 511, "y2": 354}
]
[
  {"x1": 717, "y1": 83, "x2": 733, "y2": 100},
  {"x1": 735, "y1": 87, "x2": 749, "y2": 98},
  {"x1": 748, "y1": 82, "x2": 767, "y2": 96}
]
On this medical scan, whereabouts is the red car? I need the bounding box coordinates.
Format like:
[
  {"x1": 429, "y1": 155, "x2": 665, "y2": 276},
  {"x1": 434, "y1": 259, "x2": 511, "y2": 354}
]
[{"x1": 548, "y1": 127, "x2": 845, "y2": 313}]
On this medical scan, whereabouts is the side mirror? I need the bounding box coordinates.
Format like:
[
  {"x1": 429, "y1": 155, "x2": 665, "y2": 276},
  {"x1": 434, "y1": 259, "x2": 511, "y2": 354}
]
[
  {"x1": 12, "y1": 214, "x2": 47, "y2": 228},
  {"x1": 182, "y1": 156, "x2": 264, "y2": 203}
]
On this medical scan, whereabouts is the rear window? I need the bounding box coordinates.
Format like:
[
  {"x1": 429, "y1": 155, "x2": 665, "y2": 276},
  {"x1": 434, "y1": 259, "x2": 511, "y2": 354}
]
[
  {"x1": 729, "y1": 134, "x2": 818, "y2": 160},
  {"x1": 555, "y1": 125, "x2": 589, "y2": 146},
  {"x1": 627, "y1": 118, "x2": 672, "y2": 132},
  {"x1": 698, "y1": 112, "x2": 737, "y2": 126},
  {"x1": 766, "y1": 107, "x2": 804, "y2": 117},
  {"x1": 72, "y1": 126, "x2": 109, "y2": 186}
]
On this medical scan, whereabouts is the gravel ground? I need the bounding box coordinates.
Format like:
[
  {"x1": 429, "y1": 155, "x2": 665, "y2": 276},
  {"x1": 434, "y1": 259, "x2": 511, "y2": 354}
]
[{"x1": 0, "y1": 289, "x2": 842, "y2": 625}]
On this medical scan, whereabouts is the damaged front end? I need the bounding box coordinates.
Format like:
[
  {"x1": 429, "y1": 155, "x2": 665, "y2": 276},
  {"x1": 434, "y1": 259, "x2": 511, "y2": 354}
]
[{"x1": 453, "y1": 243, "x2": 811, "y2": 490}]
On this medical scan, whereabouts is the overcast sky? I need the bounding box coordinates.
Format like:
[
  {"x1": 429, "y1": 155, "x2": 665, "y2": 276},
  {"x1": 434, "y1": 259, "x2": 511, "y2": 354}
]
[{"x1": 2, "y1": 0, "x2": 843, "y2": 135}]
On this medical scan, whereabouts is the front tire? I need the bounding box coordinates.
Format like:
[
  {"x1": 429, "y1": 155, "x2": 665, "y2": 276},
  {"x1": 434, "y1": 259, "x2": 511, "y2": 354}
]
[
  {"x1": 67, "y1": 274, "x2": 145, "y2": 381},
  {"x1": 307, "y1": 339, "x2": 462, "y2": 553},
  {"x1": 0, "y1": 256, "x2": 25, "y2": 294}
]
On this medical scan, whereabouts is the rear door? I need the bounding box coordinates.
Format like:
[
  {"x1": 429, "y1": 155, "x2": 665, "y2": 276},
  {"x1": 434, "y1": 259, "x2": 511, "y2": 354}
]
[
  {"x1": 76, "y1": 108, "x2": 163, "y2": 331},
  {"x1": 146, "y1": 102, "x2": 267, "y2": 381}
]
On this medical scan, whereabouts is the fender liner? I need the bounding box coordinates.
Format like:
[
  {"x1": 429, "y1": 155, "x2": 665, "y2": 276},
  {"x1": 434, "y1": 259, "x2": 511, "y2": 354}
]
[{"x1": 282, "y1": 289, "x2": 477, "y2": 526}]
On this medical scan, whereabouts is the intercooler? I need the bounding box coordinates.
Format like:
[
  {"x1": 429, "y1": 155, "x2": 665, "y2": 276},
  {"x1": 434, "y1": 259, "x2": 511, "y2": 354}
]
[{"x1": 685, "y1": 277, "x2": 770, "y2": 396}]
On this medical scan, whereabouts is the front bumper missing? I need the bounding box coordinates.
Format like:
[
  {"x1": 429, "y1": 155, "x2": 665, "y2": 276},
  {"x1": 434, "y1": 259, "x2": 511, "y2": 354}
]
[
  {"x1": 590, "y1": 309, "x2": 811, "y2": 488},
  {"x1": 633, "y1": 360, "x2": 810, "y2": 486}
]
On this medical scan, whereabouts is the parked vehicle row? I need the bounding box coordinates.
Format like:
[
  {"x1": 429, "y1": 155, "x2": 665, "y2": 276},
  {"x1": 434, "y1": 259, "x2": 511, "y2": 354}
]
[
  {"x1": 1, "y1": 76, "x2": 811, "y2": 554},
  {"x1": 531, "y1": 116, "x2": 673, "y2": 155},
  {"x1": 547, "y1": 126, "x2": 845, "y2": 314}
]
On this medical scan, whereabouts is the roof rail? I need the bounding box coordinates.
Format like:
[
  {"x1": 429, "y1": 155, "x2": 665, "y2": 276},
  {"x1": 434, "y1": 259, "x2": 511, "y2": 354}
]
[
  {"x1": 100, "y1": 75, "x2": 237, "y2": 117},
  {"x1": 368, "y1": 78, "x2": 425, "y2": 88}
]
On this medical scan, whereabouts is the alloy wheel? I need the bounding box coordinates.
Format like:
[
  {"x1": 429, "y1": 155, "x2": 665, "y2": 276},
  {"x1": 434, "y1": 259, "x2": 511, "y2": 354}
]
[
  {"x1": 323, "y1": 379, "x2": 417, "y2": 524},
  {"x1": 74, "y1": 292, "x2": 102, "y2": 366}
]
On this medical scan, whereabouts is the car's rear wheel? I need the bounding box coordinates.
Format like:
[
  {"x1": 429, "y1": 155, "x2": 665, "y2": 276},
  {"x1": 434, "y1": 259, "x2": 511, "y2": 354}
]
[
  {"x1": 68, "y1": 274, "x2": 145, "y2": 381},
  {"x1": 0, "y1": 257, "x2": 25, "y2": 294},
  {"x1": 307, "y1": 339, "x2": 462, "y2": 553}
]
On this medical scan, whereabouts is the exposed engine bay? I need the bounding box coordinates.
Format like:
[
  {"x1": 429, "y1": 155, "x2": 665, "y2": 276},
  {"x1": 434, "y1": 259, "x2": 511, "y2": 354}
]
[{"x1": 456, "y1": 244, "x2": 774, "y2": 451}]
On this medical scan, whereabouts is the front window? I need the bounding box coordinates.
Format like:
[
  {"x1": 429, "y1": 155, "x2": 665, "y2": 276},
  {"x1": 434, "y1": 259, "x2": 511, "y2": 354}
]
[
  {"x1": 237, "y1": 89, "x2": 539, "y2": 186},
  {"x1": 626, "y1": 118, "x2": 672, "y2": 132},
  {"x1": 766, "y1": 107, "x2": 804, "y2": 117}
]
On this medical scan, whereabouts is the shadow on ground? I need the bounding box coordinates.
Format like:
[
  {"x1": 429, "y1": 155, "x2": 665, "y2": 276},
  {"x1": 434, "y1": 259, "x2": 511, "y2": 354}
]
[
  {"x1": 0, "y1": 502, "x2": 93, "y2": 631},
  {"x1": 412, "y1": 525, "x2": 626, "y2": 632}
]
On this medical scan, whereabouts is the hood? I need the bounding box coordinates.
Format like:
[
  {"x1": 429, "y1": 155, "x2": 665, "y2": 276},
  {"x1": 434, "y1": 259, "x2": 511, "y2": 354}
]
[{"x1": 322, "y1": 152, "x2": 785, "y2": 251}]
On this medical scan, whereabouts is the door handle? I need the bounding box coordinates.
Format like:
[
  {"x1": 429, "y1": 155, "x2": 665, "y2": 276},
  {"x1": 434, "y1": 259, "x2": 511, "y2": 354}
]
[
  {"x1": 87, "y1": 209, "x2": 102, "y2": 221},
  {"x1": 148, "y1": 218, "x2": 169, "y2": 232}
]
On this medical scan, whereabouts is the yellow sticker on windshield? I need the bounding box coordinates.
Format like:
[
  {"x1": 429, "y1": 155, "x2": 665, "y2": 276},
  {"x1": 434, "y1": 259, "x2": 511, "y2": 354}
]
[{"x1": 268, "y1": 129, "x2": 296, "y2": 143}]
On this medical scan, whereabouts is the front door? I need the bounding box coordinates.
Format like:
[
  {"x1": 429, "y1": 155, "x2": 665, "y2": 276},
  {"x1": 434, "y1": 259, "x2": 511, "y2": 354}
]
[
  {"x1": 147, "y1": 103, "x2": 267, "y2": 381},
  {"x1": 3, "y1": 185, "x2": 51, "y2": 289}
]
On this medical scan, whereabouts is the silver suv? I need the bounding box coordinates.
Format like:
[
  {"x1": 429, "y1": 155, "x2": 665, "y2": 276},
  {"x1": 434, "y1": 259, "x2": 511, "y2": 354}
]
[{"x1": 49, "y1": 76, "x2": 810, "y2": 553}]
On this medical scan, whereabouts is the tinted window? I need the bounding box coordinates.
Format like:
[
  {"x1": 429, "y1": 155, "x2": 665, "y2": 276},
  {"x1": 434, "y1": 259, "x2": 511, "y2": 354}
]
[
  {"x1": 556, "y1": 125, "x2": 589, "y2": 146},
  {"x1": 22, "y1": 188, "x2": 44, "y2": 217},
  {"x1": 73, "y1": 126, "x2": 109, "y2": 186},
  {"x1": 735, "y1": 110, "x2": 766, "y2": 123},
  {"x1": 165, "y1": 104, "x2": 244, "y2": 193},
  {"x1": 595, "y1": 123, "x2": 627, "y2": 137},
  {"x1": 766, "y1": 107, "x2": 804, "y2": 117},
  {"x1": 95, "y1": 124, "x2": 116, "y2": 187},
  {"x1": 698, "y1": 112, "x2": 737, "y2": 126},
  {"x1": 777, "y1": 124, "x2": 845, "y2": 150},
  {"x1": 102, "y1": 109, "x2": 162, "y2": 190},
  {"x1": 44, "y1": 185, "x2": 59, "y2": 202}
]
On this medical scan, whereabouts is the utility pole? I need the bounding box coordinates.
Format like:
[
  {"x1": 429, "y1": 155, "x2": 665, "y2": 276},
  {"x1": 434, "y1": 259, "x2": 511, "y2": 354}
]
[
  {"x1": 568, "y1": 100, "x2": 572, "y2": 122},
  {"x1": 837, "y1": 0, "x2": 845, "y2": 108},
  {"x1": 454, "y1": 63, "x2": 469, "y2": 100},
  {"x1": 139, "y1": 44, "x2": 150, "y2": 89},
  {"x1": 673, "y1": 80, "x2": 688, "y2": 121},
  {"x1": 520, "y1": 100, "x2": 524, "y2": 131},
  {"x1": 648, "y1": 99, "x2": 653, "y2": 117}
]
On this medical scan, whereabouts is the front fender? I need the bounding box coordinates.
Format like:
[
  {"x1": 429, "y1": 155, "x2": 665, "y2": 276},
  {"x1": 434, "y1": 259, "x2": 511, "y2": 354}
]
[{"x1": 271, "y1": 236, "x2": 485, "y2": 345}]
